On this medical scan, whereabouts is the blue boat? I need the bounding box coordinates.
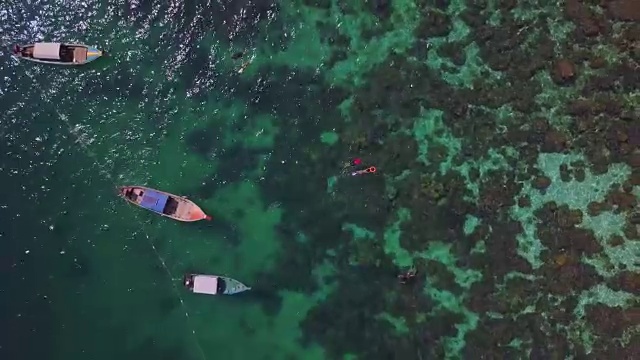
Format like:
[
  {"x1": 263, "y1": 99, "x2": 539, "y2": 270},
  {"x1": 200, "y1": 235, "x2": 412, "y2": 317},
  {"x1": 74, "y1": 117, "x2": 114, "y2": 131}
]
[{"x1": 118, "y1": 185, "x2": 212, "y2": 222}]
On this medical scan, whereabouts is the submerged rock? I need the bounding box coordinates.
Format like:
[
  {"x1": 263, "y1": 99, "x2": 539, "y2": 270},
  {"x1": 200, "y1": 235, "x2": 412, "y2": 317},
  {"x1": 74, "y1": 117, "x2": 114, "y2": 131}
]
[
  {"x1": 542, "y1": 129, "x2": 569, "y2": 152},
  {"x1": 588, "y1": 201, "x2": 606, "y2": 216},
  {"x1": 552, "y1": 59, "x2": 577, "y2": 85},
  {"x1": 589, "y1": 56, "x2": 607, "y2": 69},
  {"x1": 518, "y1": 196, "x2": 531, "y2": 208},
  {"x1": 626, "y1": 152, "x2": 640, "y2": 168},
  {"x1": 607, "y1": 0, "x2": 640, "y2": 21},
  {"x1": 607, "y1": 190, "x2": 638, "y2": 210},
  {"x1": 533, "y1": 176, "x2": 552, "y2": 190}
]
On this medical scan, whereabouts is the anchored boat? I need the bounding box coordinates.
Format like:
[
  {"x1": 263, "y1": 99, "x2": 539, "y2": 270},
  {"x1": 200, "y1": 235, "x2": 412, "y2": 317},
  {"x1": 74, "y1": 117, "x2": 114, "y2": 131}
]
[
  {"x1": 183, "y1": 274, "x2": 251, "y2": 296},
  {"x1": 118, "y1": 186, "x2": 212, "y2": 222},
  {"x1": 12, "y1": 42, "x2": 103, "y2": 65}
]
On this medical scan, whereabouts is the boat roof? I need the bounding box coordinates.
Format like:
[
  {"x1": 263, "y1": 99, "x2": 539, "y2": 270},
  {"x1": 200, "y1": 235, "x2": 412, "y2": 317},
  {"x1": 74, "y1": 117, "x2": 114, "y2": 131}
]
[
  {"x1": 33, "y1": 43, "x2": 61, "y2": 60},
  {"x1": 140, "y1": 190, "x2": 169, "y2": 213},
  {"x1": 193, "y1": 275, "x2": 218, "y2": 295}
]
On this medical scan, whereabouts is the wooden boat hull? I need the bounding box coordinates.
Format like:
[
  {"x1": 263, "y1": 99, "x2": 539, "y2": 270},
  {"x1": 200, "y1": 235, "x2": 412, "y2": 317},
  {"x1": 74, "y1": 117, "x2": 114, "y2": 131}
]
[
  {"x1": 183, "y1": 274, "x2": 251, "y2": 296},
  {"x1": 118, "y1": 186, "x2": 211, "y2": 222},
  {"x1": 13, "y1": 42, "x2": 103, "y2": 65}
]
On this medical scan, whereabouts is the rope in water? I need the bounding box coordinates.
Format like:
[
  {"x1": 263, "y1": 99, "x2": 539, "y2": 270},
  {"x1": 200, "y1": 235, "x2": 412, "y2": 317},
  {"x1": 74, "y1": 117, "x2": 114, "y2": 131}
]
[{"x1": 21, "y1": 63, "x2": 208, "y2": 360}]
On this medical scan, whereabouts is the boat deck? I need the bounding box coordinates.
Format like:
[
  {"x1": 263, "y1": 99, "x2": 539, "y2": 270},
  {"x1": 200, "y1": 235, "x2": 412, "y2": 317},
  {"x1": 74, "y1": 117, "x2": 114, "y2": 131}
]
[
  {"x1": 121, "y1": 186, "x2": 205, "y2": 221},
  {"x1": 74, "y1": 47, "x2": 87, "y2": 62},
  {"x1": 173, "y1": 199, "x2": 195, "y2": 219}
]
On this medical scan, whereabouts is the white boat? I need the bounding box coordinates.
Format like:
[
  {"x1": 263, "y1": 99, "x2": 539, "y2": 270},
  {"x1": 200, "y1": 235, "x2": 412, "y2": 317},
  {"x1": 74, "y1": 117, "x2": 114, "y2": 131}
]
[
  {"x1": 183, "y1": 274, "x2": 251, "y2": 296},
  {"x1": 12, "y1": 42, "x2": 103, "y2": 65}
]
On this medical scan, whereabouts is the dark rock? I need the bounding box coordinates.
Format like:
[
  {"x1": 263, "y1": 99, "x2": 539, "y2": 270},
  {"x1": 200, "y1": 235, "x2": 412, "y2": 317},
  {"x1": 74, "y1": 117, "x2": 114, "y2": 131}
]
[
  {"x1": 589, "y1": 56, "x2": 607, "y2": 69},
  {"x1": 542, "y1": 129, "x2": 569, "y2": 152},
  {"x1": 630, "y1": 170, "x2": 640, "y2": 185},
  {"x1": 547, "y1": 262, "x2": 600, "y2": 294},
  {"x1": 532, "y1": 118, "x2": 549, "y2": 133},
  {"x1": 415, "y1": 9, "x2": 451, "y2": 39},
  {"x1": 564, "y1": 0, "x2": 603, "y2": 37},
  {"x1": 619, "y1": 142, "x2": 633, "y2": 155},
  {"x1": 500, "y1": 0, "x2": 516, "y2": 10},
  {"x1": 607, "y1": 0, "x2": 640, "y2": 21},
  {"x1": 560, "y1": 164, "x2": 572, "y2": 182},
  {"x1": 573, "y1": 116, "x2": 596, "y2": 134},
  {"x1": 557, "y1": 208, "x2": 583, "y2": 228},
  {"x1": 533, "y1": 176, "x2": 552, "y2": 190},
  {"x1": 581, "y1": 18, "x2": 603, "y2": 37},
  {"x1": 609, "y1": 235, "x2": 625, "y2": 247},
  {"x1": 438, "y1": 42, "x2": 466, "y2": 66},
  {"x1": 607, "y1": 190, "x2": 638, "y2": 210},
  {"x1": 612, "y1": 271, "x2": 640, "y2": 294},
  {"x1": 567, "y1": 99, "x2": 595, "y2": 116},
  {"x1": 626, "y1": 153, "x2": 640, "y2": 168},
  {"x1": 518, "y1": 196, "x2": 531, "y2": 208},
  {"x1": 586, "y1": 305, "x2": 630, "y2": 338},
  {"x1": 629, "y1": 212, "x2": 640, "y2": 225},
  {"x1": 624, "y1": 221, "x2": 639, "y2": 239},
  {"x1": 566, "y1": 228, "x2": 602, "y2": 255},
  {"x1": 370, "y1": 0, "x2": 392, "y2": 18},
  {"x1": 587, "y1": 201, "x2": 604, "y2": 217},
  {"x1": 552, "y1": 59, "x2": 577, "y2": 85}
]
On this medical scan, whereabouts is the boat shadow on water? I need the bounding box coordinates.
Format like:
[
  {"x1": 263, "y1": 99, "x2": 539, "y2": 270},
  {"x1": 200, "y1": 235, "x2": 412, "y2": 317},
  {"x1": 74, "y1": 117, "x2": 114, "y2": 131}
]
[
  {"x1": 180, "y1": 273, "x2": 283, "y2": 313},
  {"x1": 214, "y1": 286, "x2": 283, "y2": 315},
  {"x1": 191, "y1": 219, "x2": 242, "y2": 247}
]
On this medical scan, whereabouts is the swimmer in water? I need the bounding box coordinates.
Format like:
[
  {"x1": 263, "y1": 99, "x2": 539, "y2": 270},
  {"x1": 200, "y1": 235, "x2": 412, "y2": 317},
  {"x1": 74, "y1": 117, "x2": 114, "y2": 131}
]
[
  {"x1": 340, "y1": 157, "x2": 362, "y2": 174},
  {"x1": 398, "y1": 268, "x2": 417, "y2": 284}
]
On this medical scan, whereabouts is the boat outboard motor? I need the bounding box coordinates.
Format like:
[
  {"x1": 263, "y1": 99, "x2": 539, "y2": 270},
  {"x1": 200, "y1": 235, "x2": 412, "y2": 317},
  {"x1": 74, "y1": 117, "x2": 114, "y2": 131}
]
[
  {"x1": 183, "y1": 274, "x2": 194, "y2": 290},
  {"x1": 13, "y1": 45, "x2": 20, "y2": 54}
]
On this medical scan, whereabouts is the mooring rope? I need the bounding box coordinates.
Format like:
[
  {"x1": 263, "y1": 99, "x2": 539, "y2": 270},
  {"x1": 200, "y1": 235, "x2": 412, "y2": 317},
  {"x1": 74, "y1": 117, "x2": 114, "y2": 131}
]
[{"x1": 20, "y1": 61, "x2": 208, "y2": 360}]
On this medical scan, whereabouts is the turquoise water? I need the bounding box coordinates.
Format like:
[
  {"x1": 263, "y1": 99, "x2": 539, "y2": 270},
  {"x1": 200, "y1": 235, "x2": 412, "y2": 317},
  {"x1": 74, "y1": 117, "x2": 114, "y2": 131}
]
[{"x1": 1, "y1": 0, "x2": 639, "y2": 359}]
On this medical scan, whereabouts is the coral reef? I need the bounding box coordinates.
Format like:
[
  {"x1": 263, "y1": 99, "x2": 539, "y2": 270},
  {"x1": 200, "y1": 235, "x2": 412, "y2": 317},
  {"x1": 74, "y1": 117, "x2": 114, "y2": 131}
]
[{"x1": 181, "y1": 0, "x2": 640, "y2": 357}]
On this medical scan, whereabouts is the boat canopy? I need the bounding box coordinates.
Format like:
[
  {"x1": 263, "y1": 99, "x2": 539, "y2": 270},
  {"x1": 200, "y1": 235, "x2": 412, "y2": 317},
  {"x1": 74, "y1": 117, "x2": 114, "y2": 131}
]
[
  {"x1": 140, "y1": 190, "x2": 169, "y2": 213},
  {"x1": 193, "y1": 275, "x2": 218, "y2": 295},
  {"x1": 33, "y1": 43, "x2": 61, "y2": 60}
]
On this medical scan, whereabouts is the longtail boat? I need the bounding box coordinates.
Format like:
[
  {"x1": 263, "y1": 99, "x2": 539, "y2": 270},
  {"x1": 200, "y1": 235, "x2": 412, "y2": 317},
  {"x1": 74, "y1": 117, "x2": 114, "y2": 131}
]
[
  {"x1": 118, "y1": 186, "x2": 212, "y2": 222},
  {"x1": 12, "y1": 42, "x2": 103, "y2": 65},
  {"x1": 183, "y1": 274, "x2": 251, "y2": 296}
]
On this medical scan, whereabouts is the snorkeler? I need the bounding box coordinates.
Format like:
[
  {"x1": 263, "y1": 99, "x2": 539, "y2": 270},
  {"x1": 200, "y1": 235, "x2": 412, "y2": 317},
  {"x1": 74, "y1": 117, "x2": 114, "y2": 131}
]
[
  {"x1": 339, "y1": 157, "x2": 377, "y2": 177},
  {"x1": 350, "y1": 166, "x2": 376, "y2": 177},
  {"x1": 398, "y1": 268, "x2": 417, "y2": 284},
  {"x1": 340, "y1": 157, "x2": 362, "y2": 173}
]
